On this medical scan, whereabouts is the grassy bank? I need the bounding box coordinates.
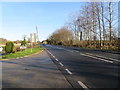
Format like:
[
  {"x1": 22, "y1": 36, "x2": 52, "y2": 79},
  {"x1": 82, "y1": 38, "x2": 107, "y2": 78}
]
[{"x1": 2, "y1": 47, "x2": 44, "y2": 59}]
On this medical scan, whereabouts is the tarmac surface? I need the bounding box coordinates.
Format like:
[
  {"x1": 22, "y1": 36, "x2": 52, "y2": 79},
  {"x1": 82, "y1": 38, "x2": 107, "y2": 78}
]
[
  {"x1": 2, "y1": 51, "x2": 72, "y2": 88},
  {"x1": 1, "y1": 44, "x2": 120, "y2": 89}
]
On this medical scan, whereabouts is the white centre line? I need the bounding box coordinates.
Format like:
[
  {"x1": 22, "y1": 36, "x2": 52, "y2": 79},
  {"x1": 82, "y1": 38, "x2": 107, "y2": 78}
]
[
  {"x1": 59, "y1": 62, "x2": 64, "y2": 66},
  {"x1": 78, "y1": 81, "x2": 89, "y2": 90},
  {"x1": 52, "y1": 55, "x2": 55, "y2": 58},
  {"x1": 55, "y1": 58, "x2": 59, "y2": 61},
  {"x1": 46, "y1": 50, "x2": 54, "y2": 57},
  {"x1": 80, "y1": 53, "x2": 113, "y2": 63},
  {"x1": 46, "y1": 49, "x2": 60, "y2": 63},
  {"x1": 50, "y1": 53, "x2": 53, "y2": 56},
  {"x1": 65, "y1": 69, "x2": 72, "y2": 75}
]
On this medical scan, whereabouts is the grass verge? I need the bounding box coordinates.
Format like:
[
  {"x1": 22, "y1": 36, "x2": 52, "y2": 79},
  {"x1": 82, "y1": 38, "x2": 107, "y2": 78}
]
[{"x1": 2, "y1": 47, "x2": 44, "y2": 59}]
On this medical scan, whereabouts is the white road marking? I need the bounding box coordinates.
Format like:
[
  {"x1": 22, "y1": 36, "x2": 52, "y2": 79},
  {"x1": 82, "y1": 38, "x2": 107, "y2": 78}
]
[
  {"x1": 78, "y1": 81, "x2": 89, "y2": 90},
  {"x1": 65, "y1": 69, "x2": 72, "y2": 74},
  {"x1": 48, "y1": 52, "x2": 55, "y2": 58},
  {"x1": 63, "y1": 49, "x2": 73, "y2": 53},
  {"x1": 59, "y1": 62, "x2": 64, "y2": 66},
  {"x1": 86, "y1": 53, "x2": 119, "y2": 62},
  {"x1": 57, "y1": 47, "x2": 63, "y2": 49},
  {"x1": 46, "y1": 50, "x2": 54, "y2": 56},
  {"x1": 50, "y1": 53, "x2": 53, "y2": 56},
  {"x1": 47, "y1": 50, "x2": 50, "y2": 54},
  {"x1": 46, "y1": 49, "x2": 59, "y2": 62},
  {"x1": 55, "y1": 58, "x2": 59, "y2": 61},
  {"x1": 108, "y1": 57, "x2": 119, "y2": 62},
  {"x1": 52, "y1": 55, "x2": 55, "y2": 58},
  {"x1": 80, "y1": 53, "x2": 113, "y2": 63}
]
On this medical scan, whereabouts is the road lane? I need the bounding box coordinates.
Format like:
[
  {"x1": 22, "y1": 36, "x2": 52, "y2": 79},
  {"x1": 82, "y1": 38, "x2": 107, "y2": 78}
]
[
  {"x1": 2, "y1": 51, "x2": 72, "y2": 88},
  {"x1": 47, "y1": 44, "x2": 119, "y2": 61},
  {"x1": 44, "y1": 44, "x2": 119, "y2": 88},
  {"x1": 45, "y1": 44, "x2": 119, "y2": 63}
]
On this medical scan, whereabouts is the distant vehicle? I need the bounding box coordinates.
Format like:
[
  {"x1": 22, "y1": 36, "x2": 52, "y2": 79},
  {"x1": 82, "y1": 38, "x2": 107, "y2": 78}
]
[
  {"x1": 20, "y1": 45, "x2": 26, "y2": 50},
  {"x1": 0, "y1": 46, "x2": 3, "y2": 52},
  {"x1": 43, "y1": 44, "x2": 46, "y2": 46}
]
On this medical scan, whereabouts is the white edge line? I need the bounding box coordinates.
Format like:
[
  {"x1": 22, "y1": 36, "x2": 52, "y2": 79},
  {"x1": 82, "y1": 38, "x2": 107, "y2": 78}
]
[
  {"x1": 80, "y1": 53, "x2": 113, "y2": 63},
  {"x1": 65, "y1": 69, "x2": 72, "y2": 74},
  {"x1": 86, "y1": 53, "x2": 119, "y2": 62},
  {"x1": 108, "y1": 58, "x2": 119, "y2": 62},
  {"x1": 81, "y1": 53, "x2": 113, "y2": 63},
  {"x1": 78, "y1": 81, "x2": 89, "y2": 90},
  {"x1": 66, "y1": 49, "x2": 73, "y2": 53}
]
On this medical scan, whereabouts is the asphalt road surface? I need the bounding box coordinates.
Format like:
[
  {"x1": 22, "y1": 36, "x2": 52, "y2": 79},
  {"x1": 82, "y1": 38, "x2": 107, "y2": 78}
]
[
  {"x1": 43, "y1": 44, "x2": 119, "y2": 89},
  {"x1": 2, "y1": 45, "x2": 120, "y2": 89},
  {"x1": 2, "y1": 51, "x2": 72, "y2": 88}
]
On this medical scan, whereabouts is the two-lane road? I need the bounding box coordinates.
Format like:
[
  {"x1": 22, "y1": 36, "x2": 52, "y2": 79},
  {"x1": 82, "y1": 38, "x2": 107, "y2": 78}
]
[{"x1": 43, "y1": 44, "x2": 119, "y2": 89}]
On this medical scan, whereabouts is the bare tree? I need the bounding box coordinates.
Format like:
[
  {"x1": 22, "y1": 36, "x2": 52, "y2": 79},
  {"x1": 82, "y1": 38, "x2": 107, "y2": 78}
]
[
  {"x1": 108, "y1": 2, "x2": 113, "y2": 42},
  {"x1": 48, "y1": 27, "x2": 73, "y2": 46},
  {"x1": 101, "y1": 2, "x2": 107, "y2": 41},
  {"x1": 95, "y1": 2, "x2": 102, "y2": 47},
  {"x1": 50, "y1": 2, "x2": 118, "y2": 50}
]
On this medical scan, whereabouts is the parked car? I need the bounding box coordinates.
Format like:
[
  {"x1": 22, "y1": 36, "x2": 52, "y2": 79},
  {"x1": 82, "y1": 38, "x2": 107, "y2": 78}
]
[
  {"x1": 43, "y1": 44, "x2": 46, "y2": 46},
  {"x1": 0, "y1": 46, "x2": 3, "y2": 52},
  {"x1": 20, "y1": 45, "x2": 26, "y2": 51}
]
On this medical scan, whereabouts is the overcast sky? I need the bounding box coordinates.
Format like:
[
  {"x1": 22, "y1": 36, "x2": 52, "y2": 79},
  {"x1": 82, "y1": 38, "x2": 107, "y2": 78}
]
[{"x1": 1, "y1": 2, "x2": 83, "y2": 41}]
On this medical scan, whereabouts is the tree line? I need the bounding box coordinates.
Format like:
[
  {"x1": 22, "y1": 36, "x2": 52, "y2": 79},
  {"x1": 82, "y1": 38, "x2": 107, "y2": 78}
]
[{"x1": 47, "y1": 2, "x2": 119, "y2": 51}]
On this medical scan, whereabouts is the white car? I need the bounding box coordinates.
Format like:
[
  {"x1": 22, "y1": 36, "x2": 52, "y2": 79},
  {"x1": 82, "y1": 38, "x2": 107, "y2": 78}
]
[
  {"x1": 20, "y1": 45, "x2": 26, "y2": 50},
  {"x1": 0, "y1": 47, "x2": 3, "y2": 52}
]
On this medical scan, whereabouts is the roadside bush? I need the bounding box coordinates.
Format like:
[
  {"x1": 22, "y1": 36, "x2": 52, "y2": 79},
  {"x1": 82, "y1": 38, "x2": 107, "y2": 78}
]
[
  {"x1": 27, "y1": 44, "x2": 31, "y2": 48},
  {"x1": 16, "y1": 47, "x2": 21, "y2": 51},
  {"x1": 21, "y1": 41, "x2": 26, "y2": 46},
  {"x1": 5, "y1": 41, "x2": 14, "y2": 53},
  {"x1": 12, "y1": 47, "x2": 16, "y2": 53}
]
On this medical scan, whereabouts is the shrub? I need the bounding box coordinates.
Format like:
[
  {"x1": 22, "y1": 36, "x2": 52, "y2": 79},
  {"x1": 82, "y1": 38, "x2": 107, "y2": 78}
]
[
  {"x1": 21, "y1": 41, "x2": 26, "y2": 46},
  {"x1": 5, "y1": 41, "x2": 14, "y2": 53},
  {"x1": 16, "y1": 47, "x2": 21, "y2": 51},
  {"x1": 12, "y1": 46, "x2": 21, "y2": 53},
  {"x1": 27, "y1": 44, "x2": 31, "y2": 48}
]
